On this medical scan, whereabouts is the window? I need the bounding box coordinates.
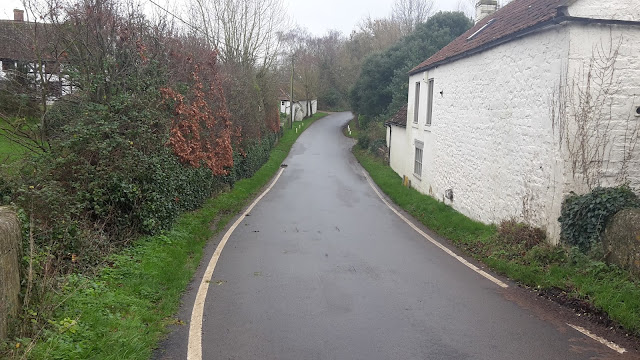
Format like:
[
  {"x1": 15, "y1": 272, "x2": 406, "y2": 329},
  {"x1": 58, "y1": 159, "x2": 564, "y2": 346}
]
[
  {"x1": 467, "y1": 18, "x2": 496, "y2": 40},
  {"x1": 281, "y1": 101, "x2": 285, "y2": 106},
  {"x1": 413, "y1": 82, "x2": 421, "y2": 124},
  {"x1": 414, "y1": 141, "x2": 424, "y2": 177},
  {"x1": 426, "y1": 78, "x2": 434, "y2": 126}
]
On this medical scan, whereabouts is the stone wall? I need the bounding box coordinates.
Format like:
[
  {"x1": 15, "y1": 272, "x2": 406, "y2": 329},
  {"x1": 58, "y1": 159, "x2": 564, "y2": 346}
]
[
  {"x1": 603, "y1": 208, "x2": 640, "y2": 277},
  {"x1": 0, "y1": 207, "x2": 21, "y2": 339}
]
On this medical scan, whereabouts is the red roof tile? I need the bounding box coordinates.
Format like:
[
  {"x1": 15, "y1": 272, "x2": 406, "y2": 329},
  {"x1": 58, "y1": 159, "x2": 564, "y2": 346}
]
[
  {"x1": 410, "y1": 0, "x2": 567, "y2": 74},
  {"x1": 385, "y1": 104, "x2": 408, "y2": 128},
  {"x1": 0, "y1": 20, "x2": 57, "y2": 61}
]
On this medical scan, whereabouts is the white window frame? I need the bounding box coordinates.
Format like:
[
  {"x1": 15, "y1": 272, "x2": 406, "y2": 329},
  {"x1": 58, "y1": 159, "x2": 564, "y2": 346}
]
[
  {"x1": 426, "y1": 78, "x2": 434, "y2": 126},
  {"x1": 414, "y1": 140, "x2": 424, "y2": 177},
  {"x1": 413, "y1": 81, "x2": 421, "y2": 124}
]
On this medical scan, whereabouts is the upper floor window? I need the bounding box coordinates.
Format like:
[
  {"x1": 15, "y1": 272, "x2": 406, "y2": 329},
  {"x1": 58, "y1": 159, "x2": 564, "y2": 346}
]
[
  {"x1": 413, "y1": 81, "x2": 421, "y2": 124},
  {"x1": 426, "y1": 78, "x2": 434, "y2": 126}
]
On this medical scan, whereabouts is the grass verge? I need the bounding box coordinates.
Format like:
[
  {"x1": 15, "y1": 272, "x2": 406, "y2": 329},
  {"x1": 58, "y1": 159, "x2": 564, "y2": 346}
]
[
  {"x1": 342, "y1": 116, "x2": 359, "y2": 139},
  {"x1": 8, "y1": 112, "x2": 328, "y2": 359},
  {"x1": 353, "y1": 147, "x2": 640, "y2": 336},
  {"x1": 0, "y1": 129, "x2": 30, "y2": 162}
]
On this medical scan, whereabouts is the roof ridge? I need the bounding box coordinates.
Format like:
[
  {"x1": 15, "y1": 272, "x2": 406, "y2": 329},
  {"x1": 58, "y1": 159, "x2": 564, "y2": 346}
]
[{"x1": 410, "y1": 0, "x2": 567, "y2": 74}]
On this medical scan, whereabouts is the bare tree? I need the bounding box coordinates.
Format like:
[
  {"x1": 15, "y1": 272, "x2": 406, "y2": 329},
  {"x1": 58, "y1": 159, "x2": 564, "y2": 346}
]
[
  {"x1": 189, "y1": 0, "x2": 289, "y2": 69},
  {"x1": 551, "y1": 35, "x2": 640, "y2": 190},
  {"x1": 356, "y1": 16, "x2": 403, "y2": 53},
  {"x1": 391, "y1": 0, "x2": 435, "y2": 35}
]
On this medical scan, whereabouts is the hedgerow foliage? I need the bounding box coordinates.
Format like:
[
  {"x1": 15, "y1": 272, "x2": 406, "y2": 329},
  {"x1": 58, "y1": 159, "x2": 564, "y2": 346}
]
[
  {"x1": 0, "y1": 0, "x2": 283, "y2": 342},
  {"x1": 559, "y1": 186, "x2": 640, "y2": 251},
  {"x1": 161, "y1": 50, "x2": 234, "y2": 175},
  {"x1": 349, "y1": 12, "x2": 472, "y2": 118}
]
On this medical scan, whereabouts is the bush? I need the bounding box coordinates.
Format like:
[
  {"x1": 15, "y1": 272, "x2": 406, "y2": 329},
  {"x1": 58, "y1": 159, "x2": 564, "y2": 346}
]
[
  {"x1": 559, "y1": 185, "x2": 640, "y2": 252},
  {"x1": 497, "y1": 220, "x2": 545, "y2": 251},
  {"x1": 225, "y1": 132, "x2": 279, "y2": 185},
  {"x1": 369, "y1": 138, "x2": 387, "y2": 154},
  {"x1": 357, "y1": 133, "x2": 370, "y2": 150}
]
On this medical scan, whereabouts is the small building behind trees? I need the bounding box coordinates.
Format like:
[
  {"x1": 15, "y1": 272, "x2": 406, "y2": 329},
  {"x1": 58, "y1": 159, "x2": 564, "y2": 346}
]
[
  {"x1": 279, "y1": 89, "x2": 318, "y2": 122},
  {"x1": 0, "y1": 9, "x2": 72, "y2": 102}
]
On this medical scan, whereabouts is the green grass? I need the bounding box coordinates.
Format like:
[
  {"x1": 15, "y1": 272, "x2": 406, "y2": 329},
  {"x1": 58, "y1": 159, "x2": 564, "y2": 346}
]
[
  {"x1": 342, "y1": 116, "x2": 360, "y2": 139},
  {"x1": 0, "y1": 130, "x2": 29, "y2": 162},
  {"x1": 13, "y1": 112, "x2": 328, "y2": 359},
  {"x1": 353, "y1": 147, "x2": 640, "y2": 336}
]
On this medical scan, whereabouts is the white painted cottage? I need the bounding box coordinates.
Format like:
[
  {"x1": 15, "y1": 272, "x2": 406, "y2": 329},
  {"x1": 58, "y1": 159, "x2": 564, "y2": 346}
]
[
  {"x1": 386, "y1": 0, "x2": 640, "y2": 242},
  {"x1": 279, "y1": 89, "x2": 318, "y2": 122}
]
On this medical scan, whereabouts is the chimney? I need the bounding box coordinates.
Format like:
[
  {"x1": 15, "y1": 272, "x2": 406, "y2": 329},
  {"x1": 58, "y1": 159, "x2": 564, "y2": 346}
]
[
  {"x1": 475, "y1": 0, "x2": 498, "y2": 23},
  {"x1": 13, "y1": 9, "x2": 24, "y2": 22}
]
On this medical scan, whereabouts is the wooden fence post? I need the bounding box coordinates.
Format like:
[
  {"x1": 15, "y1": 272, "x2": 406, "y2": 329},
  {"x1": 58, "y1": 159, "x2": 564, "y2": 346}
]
[{"x1": 0, "y1": 206, "x2": 21, "y2": 339}]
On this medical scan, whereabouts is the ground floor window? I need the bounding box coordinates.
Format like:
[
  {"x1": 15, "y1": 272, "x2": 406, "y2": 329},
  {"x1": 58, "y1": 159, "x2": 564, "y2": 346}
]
[{"x1": 414, "y1": 140, "x2": 424, "y2": 177}]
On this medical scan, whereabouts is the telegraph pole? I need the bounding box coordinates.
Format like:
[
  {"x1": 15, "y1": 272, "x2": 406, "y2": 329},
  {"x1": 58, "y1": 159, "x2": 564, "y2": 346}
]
[{"x1": 290, "y1": 53, "x2": 294, "y2": 129}]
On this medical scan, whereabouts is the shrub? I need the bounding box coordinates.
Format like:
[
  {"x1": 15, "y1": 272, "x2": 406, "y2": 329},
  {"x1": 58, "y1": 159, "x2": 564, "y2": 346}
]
[
  {"x1": 559, "y1": 185, "x2": 640, "y2": 252},
  {"x1": 357, "y1": 133, "x2": 370, "y2": 150},
  {"x1": 497, "y1": 220, "x2": 546, "y2": 251}
]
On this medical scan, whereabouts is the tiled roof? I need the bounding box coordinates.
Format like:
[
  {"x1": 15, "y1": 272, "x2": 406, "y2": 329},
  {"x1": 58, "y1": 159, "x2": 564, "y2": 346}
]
[
  {"x1": 410, "y1": 0, "x2": 567, "y2": 74},
  {"x1": 0, "y1": 20, "x2": 57, "y2": 61},
  {"x1": 385, "y1": 104, "x2": 408, "y2": 128},
  {"x1": 278, "y1": 89, "x2": 292, "y2": 101}
]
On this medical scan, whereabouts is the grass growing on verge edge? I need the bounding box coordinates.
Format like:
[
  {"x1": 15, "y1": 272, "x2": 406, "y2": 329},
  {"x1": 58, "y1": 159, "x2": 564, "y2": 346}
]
[
  {"x1": 353, "y1": 147, "x2": 640, "y2": 336},
  {"x1": 20, "y1": 112, "x2": 328, "y2": 360}
]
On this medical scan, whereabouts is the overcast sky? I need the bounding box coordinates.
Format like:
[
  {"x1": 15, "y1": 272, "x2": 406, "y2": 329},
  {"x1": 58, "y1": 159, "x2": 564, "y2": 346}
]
[
  {"x1": 1, "y1": 0, "x2": 464, "y2": 36},
  {"x1": 283, "y1": 0, "x2": 462, "y2": 36}
]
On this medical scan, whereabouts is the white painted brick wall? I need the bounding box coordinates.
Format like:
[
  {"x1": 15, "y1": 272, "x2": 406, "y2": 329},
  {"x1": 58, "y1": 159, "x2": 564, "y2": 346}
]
[
  {"x1": 565, "y1": 24, "x2": 640, "y2": 192},
  {"x1": 390, "y1": 19, "x2": 640, "y2": 243},
  {"x1": 568, "y1": 0, "x2": 640, "y2": 21}
]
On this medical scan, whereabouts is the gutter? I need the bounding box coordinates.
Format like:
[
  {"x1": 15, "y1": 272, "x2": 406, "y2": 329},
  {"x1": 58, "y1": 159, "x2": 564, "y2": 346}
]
[
  {"x1": 384, "y1": 121, "x2": 406, "y2": 129},
  {"x1": 409, "y1": 15, "x2": 640, "y2": 75}
]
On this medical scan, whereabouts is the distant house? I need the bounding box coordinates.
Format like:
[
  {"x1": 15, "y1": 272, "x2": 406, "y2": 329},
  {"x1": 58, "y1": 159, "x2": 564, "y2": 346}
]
[
  {"x1": 387, "y1": 0, "x2": 640, "y2": 242},
  {"x1": 0, "y1": 9, "x2": 71, "y2": 100},
  {"x1": 279, "y1": 89, "x2": 317, "y2": 122}
]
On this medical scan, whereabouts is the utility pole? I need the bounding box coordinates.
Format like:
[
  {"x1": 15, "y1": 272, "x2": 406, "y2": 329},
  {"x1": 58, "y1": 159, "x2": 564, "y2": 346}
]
[{"x1": 290, "y1": 53, "x2": 294, "y2": 129}]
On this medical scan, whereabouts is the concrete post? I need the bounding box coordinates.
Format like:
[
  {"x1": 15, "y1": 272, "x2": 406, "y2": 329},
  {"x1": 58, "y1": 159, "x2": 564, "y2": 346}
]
[{"x1": 0, "y1": 206, "x2": 21, "y2": 339}]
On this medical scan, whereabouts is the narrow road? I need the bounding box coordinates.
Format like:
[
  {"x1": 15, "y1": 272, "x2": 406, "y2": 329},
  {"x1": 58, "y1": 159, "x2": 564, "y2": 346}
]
[{"x1": 157, "y1": 112, "x2": 633, "y2": 360}]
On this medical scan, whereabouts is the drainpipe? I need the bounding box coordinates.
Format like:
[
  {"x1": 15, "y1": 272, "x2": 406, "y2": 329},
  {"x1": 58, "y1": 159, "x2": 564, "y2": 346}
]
[{"x1": 388, "y1": 126, "x2": 392, "y2": 163}]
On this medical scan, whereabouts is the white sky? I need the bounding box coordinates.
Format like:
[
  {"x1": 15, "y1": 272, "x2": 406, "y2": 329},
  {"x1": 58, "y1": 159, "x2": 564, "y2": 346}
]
[
  {"x1": 1, "y1": 0, "x2": 463, "y2": 36},
  {"x1": 284, "y1": 0, "x2": 461, "y2": 36}
]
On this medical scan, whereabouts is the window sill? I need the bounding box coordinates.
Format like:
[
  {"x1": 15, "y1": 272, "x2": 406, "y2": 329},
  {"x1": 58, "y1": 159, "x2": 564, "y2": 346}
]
[
  {"x1": 413, "y1": 173, "x2": 422, "y2": 181},
  {"x1": 412, "y1": 123, "x2": 419, "y2": 129},
  {"x1": 423, "y1": 127, "x2": 431, "y2": 132}
]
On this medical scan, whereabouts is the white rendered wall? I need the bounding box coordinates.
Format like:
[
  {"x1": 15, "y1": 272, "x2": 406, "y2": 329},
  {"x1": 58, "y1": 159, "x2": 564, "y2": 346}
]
[
  {"x1": 568, "y1": 0, "x2": 640, "y2": 21},
  {"x1": 399, "y1": 28, "x2": 570, "y2": 242},
  {"x1": 564, "y1": 24, "x2": 640, "y2": 193},
  {"x1": 388, "y1": 125, "x2": 410, "y2": 178}
]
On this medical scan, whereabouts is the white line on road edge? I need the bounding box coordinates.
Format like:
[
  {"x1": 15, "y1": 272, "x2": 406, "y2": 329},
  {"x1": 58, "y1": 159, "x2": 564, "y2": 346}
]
[
  {"x1": 187, "y1": 167, "x2": 286, "y2": 360},
  {"x1": 567, "y1": 323, "x2": 626, "y2": 354},
  {"x1": 362, "y1": 171, "x2": 509, "y2": 289}
]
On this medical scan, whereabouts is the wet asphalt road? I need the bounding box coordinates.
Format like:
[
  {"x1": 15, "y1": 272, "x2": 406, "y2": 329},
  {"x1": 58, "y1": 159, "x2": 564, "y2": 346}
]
[{"x1": 156, "y1": 112, "x2": 628, "y2": 359}]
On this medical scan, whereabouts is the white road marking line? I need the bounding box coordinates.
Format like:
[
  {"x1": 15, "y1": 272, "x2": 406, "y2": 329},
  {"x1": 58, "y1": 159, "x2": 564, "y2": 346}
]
[
  {"x1": 187, "y1": 167, "x2": 286, "y2": 360},
  {"x1": 362, "y1": 171, "x2": 509, "y2": 289},
  {"x1": 567, "y1": 323, "x2": 626, "y2": 354}
]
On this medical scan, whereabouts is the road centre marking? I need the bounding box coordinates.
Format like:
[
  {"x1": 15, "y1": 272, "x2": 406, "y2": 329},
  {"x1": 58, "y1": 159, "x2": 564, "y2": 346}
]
[
  {"x1": 567, "y1": 323, "x2": 626, "y2": 354},
  {"x1": 187, "y1": 167, "x2": 286, "y2": 360},
  {"x1": 362, "y1": 171, "x2": 509, "y2": 289}
]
